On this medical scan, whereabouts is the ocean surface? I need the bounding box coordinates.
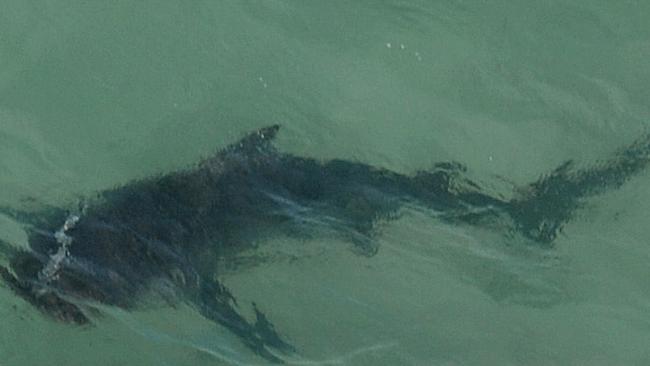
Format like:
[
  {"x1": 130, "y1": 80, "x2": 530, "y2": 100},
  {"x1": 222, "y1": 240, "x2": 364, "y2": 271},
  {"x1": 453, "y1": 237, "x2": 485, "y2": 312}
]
[{"x1": 1, "y1": 1, "x2": 650, "y2": 365}]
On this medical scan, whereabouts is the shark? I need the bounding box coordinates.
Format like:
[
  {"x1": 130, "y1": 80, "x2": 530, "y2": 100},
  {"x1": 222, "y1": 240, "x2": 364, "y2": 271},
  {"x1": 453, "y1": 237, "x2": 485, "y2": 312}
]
[{"x1": 1, "y1": 125, "x2": 649, "y2": 362}]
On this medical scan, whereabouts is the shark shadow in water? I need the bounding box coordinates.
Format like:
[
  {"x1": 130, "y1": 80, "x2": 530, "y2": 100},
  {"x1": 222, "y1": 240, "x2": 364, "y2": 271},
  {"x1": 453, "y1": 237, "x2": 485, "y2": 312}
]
[{"x1": 1, "y1": 125, "x2": 650, "y2": 362}]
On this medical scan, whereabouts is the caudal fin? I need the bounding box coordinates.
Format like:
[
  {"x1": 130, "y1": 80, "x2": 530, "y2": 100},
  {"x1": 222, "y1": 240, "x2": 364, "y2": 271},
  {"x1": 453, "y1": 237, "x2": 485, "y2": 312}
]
[{"x1": 507, "y1": 134, "x2": 650, "y2": 244}]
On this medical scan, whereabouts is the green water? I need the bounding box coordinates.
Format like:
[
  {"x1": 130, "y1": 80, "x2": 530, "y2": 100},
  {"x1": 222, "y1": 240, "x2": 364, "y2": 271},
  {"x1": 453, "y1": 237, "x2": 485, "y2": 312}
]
[{"x1": 2, "y1": 1, "x2": 650, "y2": 365}]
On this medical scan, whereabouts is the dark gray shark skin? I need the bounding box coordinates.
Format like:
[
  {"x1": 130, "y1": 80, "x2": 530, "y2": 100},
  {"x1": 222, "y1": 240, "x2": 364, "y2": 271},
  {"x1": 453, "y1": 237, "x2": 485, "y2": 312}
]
[{"x1": 1, "y1": 125, "x2": 650, "y2": 363}]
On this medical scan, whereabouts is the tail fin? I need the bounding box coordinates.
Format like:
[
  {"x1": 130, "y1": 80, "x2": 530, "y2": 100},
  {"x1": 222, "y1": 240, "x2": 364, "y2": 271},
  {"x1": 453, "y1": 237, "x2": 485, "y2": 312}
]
[{"x1": 507, "y1": 134, "x2": 650, "y2": 244}]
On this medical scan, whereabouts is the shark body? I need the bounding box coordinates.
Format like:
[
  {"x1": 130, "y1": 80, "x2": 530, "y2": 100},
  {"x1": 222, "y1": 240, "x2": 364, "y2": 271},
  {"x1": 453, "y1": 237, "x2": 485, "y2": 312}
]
[{"x1": 1, "y1": 125, "x2": 649, "y2": 362}]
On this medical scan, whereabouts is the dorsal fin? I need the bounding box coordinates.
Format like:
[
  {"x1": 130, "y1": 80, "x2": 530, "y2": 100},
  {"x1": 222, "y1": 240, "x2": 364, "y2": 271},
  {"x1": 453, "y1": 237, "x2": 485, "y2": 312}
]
[
  {"x1": 199, "y1": 124, "x2": 281, "y2": 171},
  {"x1": 223, "y1": 124, "x2": 280, "y2": 156}
]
